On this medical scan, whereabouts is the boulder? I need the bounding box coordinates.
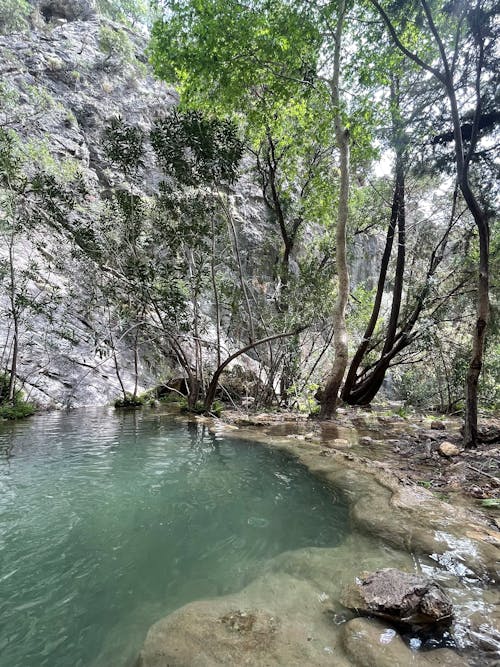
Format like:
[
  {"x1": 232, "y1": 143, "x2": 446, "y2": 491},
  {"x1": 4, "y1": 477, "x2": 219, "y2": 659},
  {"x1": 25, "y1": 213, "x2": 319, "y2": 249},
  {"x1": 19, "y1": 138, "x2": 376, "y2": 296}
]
[
  {"x1": 340, "y1": 568, "x2": 453, "y2": 628},
  {"x1": 155, "y1": 378, "x2": 189, "y2": 398},
  {"x1": 477, "y1": 418, "x2": 500, "y2": 444},
  {"x1": 430, "y1": 421, "x2": 446, "y2": 430},
  {"x1": 438, "y1": 441, "x2": 460, "y2": 457}
]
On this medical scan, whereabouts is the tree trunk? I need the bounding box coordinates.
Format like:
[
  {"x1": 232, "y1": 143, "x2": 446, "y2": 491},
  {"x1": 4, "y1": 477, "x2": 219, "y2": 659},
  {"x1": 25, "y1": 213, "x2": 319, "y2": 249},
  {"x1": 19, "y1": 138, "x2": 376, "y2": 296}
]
[
  {"x1": 203, "y1": 331, "x2": 297, "y2": 412},
  {"x1": 319, "y1": 0, "x2": 350, "y2": 419},
  {"x1": 7, "y1": 232, "x2": 18, "y2": 404},
  {"x1": 341, "y1": 143, "x2": 402, "y2": 401},
  {"x1": 444, "y1": 69, "x2": 489, "y2": 447},
  {"x1": 463, "y1": 186, "x2": 489, "y2": 446}
]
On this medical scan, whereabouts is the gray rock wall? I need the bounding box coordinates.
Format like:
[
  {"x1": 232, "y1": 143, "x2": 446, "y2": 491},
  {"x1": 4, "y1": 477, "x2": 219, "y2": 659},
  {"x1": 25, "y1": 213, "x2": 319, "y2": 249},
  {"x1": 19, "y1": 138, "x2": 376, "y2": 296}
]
[{"x1": 0, "y1": 12, "x2": 177, "y2": 407}]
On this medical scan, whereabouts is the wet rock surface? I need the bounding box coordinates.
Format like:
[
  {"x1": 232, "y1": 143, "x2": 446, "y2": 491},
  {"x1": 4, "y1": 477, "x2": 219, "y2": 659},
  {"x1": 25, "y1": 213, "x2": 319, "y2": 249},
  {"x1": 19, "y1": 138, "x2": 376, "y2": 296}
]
[
  {"x1": 341, "y1": 617, "x2": 468, "y2": 667},
  {"x1": 136, "y1": 572, "x2": 353, "y2": 667},
  {"x1": 340, "y1": 568, "x2": 453, "y2": 628}
]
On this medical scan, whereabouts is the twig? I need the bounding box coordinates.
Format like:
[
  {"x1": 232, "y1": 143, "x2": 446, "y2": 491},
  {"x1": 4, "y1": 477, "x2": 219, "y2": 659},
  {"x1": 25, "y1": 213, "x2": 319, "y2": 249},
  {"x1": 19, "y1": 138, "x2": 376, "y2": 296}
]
[{"x1": 466, "y1": 464, "x2": 500, "y2": 486}]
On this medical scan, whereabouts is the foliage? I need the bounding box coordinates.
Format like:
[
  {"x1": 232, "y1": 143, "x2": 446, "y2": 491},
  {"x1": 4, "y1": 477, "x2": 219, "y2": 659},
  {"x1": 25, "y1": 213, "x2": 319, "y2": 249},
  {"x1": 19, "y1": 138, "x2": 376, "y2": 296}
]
[
  {"x1": 114, "y1": 392, "x2": 146, "y2": 408},
  {"x1": 0, "y1": 128, "x2": 86, "y2": 406},
  {"x1": 0, "y1": 401, "x2": 35, "y2": 420},
  {"x1": 103, "y1": 117, "x2": 145, "y2": 175},
  {"x1": 151, "y1": 110, "x2": 243, "y2": 186},
  {"x1": 97, "y1": 0, "x2": 149, "y2": 25},
  {"x1": 98, "y1": 25, "x2": 136, "y2": 70},
  {"x1": 149, "y1": 0, "x2": 322, "y2": 113},
  {"x1": 480, "y1": 499, "x2": 500, "y2": 508},
  {"x1": 286, "y1": 382, "x2": 320, "y2": 414},
  {"x1": 179, "y1": 398, "x2": 223, "y2": 417},
  {"x1": 0, "y1": 0, "x2": 30, "y2": 34},
  {"x1": 98, "y1": 112, "x2": 245, "y2": 406},
  {"x1": 0, "y1": 373, "x2": 35, "y2": 419}
]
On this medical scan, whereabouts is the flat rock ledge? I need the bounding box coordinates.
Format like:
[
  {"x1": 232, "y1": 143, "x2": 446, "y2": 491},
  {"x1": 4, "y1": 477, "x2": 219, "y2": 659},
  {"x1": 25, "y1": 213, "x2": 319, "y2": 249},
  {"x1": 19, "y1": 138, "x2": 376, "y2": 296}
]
[{"x1": 340, "y1": 568, "x2": 453, "y2": 628}]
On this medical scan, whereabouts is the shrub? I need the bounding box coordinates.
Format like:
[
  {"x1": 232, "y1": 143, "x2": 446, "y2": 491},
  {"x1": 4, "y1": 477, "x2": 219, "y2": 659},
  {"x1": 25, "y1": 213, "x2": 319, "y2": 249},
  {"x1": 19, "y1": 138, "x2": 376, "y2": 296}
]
[
  {"x1": 114, "y1": 392, "x2": 145, "y2": 408},
  {"x1": 286, "y1": 382, "x2": 320, "y2": 414},
  {"x1": 0, "y1": 372, "x2": 36, "y2": 420},
  {"x1": 0, "y1": 402, "x2": 36, "y2": 420},
  {"x1": 98, "y1": 25, "x2": 135, "y2": 70},
  {"x1": 0, "y1": 0, "x2": 30, "y2": 34},
  {"x1": 179, "y1": 399, "x2": 224, "y2": 417}
]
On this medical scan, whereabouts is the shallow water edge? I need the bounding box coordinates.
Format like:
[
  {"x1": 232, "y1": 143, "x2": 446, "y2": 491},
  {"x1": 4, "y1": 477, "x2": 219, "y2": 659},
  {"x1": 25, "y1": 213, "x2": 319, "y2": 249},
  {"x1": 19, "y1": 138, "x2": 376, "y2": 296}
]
[{"x1": 136, "y1": 413, "x2": 500, "y2": 667}]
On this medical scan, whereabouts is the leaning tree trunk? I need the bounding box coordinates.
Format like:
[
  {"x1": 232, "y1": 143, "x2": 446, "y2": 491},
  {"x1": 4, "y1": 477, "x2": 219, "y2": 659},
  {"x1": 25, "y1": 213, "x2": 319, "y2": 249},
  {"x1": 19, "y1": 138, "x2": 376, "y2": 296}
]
[
  {"x1": 419, "y1": 0, "x2": 490, "y2": 448},
  {"x1": 319, "y1": 0, "x2": 350, "y2": 419},
  {"x1": 203, "y1": 331, "x2": 297, "y2": 413},
  {"x1": 445, "y1": 77, "x2": 490, "y2": 447},
  {"x1": 341, "y1": 112, "x2": 405, "y2": 404}
]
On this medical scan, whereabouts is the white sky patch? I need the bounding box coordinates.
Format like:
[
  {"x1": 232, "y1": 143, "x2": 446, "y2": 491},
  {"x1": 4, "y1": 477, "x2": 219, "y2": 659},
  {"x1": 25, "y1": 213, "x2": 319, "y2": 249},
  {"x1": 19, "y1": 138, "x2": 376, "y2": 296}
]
[{"x1": 373, "y1": 151, "x2": 393, "y2": 178}]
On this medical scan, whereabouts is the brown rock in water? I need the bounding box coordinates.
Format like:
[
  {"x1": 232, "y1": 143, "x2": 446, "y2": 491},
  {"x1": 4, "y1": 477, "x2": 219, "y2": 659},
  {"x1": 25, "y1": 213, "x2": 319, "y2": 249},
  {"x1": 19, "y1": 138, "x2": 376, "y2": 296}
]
[
  {"x1": 438, "y1": 441, "x2": 460, "y2": 457},
  {"x1": 340, "y1": 568, "x2": 453, "y2": 628}
]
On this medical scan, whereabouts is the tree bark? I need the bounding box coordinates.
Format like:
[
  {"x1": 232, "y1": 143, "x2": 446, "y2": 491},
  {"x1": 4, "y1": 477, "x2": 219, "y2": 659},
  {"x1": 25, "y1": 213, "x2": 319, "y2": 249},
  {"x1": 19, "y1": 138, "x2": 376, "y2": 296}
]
[
  {"x1": 422, "y1": 0, "x2": 489, "y2": 446},
  {"x1": 319, "y1": 0, "x2": 350, "y2": 419},
  {"x1": 341, "y1": 109, "x2": 403, "y2": 402},
  {"x1": 463, "y1": 185, "x2": 489, "y2": 447},
  {"x1": 7, "y1": 231, "x2": 19, "y2": 404}
]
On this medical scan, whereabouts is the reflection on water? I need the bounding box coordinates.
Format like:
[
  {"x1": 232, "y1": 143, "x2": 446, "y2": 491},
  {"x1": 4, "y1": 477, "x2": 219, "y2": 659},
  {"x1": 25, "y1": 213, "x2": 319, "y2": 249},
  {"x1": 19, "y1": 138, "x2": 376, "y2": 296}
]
[{"x1": 0, "y1": 408, "x2": 348, "y2": 667}]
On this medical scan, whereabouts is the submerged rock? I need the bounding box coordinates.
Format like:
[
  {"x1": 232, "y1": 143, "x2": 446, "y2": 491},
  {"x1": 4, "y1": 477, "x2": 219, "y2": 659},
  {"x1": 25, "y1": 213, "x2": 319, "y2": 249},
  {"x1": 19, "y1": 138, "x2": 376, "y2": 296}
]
[
  {"x1": 340, "y1": 568, "x2": 453, "y2": 628},
  {"x1": 341, "y1": 617, "x2": 468, "y2": 667}
]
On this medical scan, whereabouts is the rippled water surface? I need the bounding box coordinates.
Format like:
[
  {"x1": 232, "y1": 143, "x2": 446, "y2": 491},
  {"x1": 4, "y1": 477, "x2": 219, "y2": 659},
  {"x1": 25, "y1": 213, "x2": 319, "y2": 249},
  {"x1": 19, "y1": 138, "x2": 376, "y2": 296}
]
[{"x1": 0, "y1": 408, "x2": 348, "y2": 667}]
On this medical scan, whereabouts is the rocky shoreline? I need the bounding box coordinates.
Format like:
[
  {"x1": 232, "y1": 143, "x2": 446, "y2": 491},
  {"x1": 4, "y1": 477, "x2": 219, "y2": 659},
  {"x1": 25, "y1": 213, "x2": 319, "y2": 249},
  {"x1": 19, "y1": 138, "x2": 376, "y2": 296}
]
[
  {"x1": 135, "y1": 407, "x2": 500, "y2": 666},
  {"x1": 222, "y1": 407, "x2": 500, "y2": 515}
]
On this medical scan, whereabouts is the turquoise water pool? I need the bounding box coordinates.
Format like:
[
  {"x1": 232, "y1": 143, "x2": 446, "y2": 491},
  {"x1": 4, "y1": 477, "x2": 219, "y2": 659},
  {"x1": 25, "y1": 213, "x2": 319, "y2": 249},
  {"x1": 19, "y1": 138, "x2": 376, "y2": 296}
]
[{"x1": 0, "y1": 408, "x2": 348, "y2": 667}]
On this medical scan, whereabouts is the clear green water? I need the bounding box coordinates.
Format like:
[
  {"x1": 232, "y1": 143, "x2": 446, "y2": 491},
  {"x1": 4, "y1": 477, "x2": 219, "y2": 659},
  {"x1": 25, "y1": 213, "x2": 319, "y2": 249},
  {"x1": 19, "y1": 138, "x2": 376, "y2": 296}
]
[{"x1": 0, "y1": 408, "x2": 348, "y2": 667}]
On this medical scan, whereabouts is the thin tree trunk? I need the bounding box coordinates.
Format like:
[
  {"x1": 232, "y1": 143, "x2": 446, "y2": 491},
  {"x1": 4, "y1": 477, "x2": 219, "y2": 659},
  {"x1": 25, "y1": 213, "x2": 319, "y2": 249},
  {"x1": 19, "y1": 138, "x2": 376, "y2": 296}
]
[
  {"x1": 219, "y1": 193, "x2": 255, "y2": 342},
  {"x1": 319, "y1": 0, "x2": 350, "y2": 419},
  {"x1": 203, "y1": 330, "x2": 298, "y2": 412},
  {"x1": 341, "y1": 156, "x2": 400, "y2": 400},
  {"x1": 463, "y1": 199, "x2": 489, "y2": 446},
  {"x1": 107, "y1": 308, "x2": 127, "y2": 401},
  {"x1": 132, "y1": 327, "x2": 139, "y2": 400},
  {"x1": 210, "y1": 217, "x2": 222, "y2": 368},
  {"x1": 382, "y1": 165, "x2": 405, "y2": 355},
  {"x1": 7, "y1": 232, "x2": 19, "y2": 404}
]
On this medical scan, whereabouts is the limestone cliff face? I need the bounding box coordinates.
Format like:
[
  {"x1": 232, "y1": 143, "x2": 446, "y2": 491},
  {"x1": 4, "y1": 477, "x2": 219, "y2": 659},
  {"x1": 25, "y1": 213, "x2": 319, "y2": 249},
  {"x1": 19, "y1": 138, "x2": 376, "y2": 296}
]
[
  {"x1": 0, "y1": 4, "x2": 178, "y2": 407},
  {"x1": 0, "y1": 2, "x2": 381, "y2": 409},
  {"x1": 0, "y1": 2, "x2": 276, "y2": 407}
]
